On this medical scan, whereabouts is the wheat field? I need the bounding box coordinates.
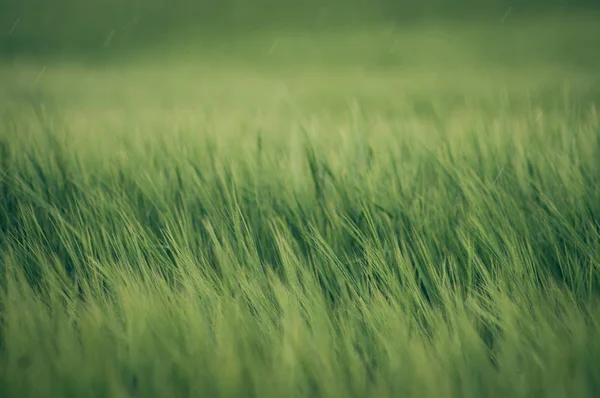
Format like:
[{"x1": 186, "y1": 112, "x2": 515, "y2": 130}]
[{"x1": 1, "y1": 16, "x2": 600, "y2": 398}]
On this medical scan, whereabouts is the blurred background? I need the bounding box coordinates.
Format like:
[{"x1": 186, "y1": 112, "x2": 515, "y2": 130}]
[{"x1": 1, "y1": 0, "x2": 600, "y2": 56}]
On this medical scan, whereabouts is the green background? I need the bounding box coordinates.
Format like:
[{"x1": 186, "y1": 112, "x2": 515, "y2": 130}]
[{"x1": 2, "y1": 0, "x2": 600, "y2": 54}]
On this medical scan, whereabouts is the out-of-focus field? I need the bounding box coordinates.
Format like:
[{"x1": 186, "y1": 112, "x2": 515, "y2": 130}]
[{"x1": 1, "y1": 15, "x2": 600, "y2": 398}]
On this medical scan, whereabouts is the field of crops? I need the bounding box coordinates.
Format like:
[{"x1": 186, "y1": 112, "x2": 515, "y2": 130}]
[{"x1": 1, "y1": 15, "x2": 600, "y2": 398}]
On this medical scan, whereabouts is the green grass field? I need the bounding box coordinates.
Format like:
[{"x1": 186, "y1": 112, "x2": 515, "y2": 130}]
[{"x1": 1, "y1": 15, "x2": 600, "y2": 398}]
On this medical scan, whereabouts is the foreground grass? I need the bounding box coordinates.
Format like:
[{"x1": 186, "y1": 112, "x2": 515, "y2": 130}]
[{"x1": 1, "y1": 21, "x2": 600, "y2": 398}]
